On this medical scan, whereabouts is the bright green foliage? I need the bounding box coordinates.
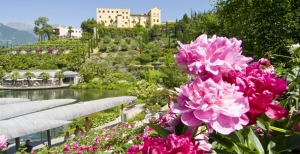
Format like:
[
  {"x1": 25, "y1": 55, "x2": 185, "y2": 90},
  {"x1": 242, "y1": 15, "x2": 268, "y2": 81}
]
[
  {"x1": 103, "y1": 36, "x2": 111, "y2": 43},
  {"x1": 127, "y1": 80, "x2": 157, "y2": 100},
  {"x1": 114, "y1": 36, "x2": 122, "y2": 44},
  {"x1": 39, "y1": 72, "x2": 50, "y2": 83},
  {"x1": 99, "y1": 44, "x2": 107, "y2": 52},
  {"x1": 131, "y1": 43, "x2": 139, "y2": 50},
  {"x1": 121, "y1": 43, "x2": 129, "y2": 51},
  {"x1": 125, "y1": 37, "x2": 132, "y2": 44},
  {"x1": 80, "y1": 18, "x2": 97, "y2": 34},
  {"x1": 0, "y1": 68, "x2": 7, "y2": 83},
  {"x1": 159, "y1": 53, "x2": 188, "y2": 89},
  {"x1": 34, "y1": 17, "x2": 52, "y2": 41},
  {"x1": 110, "y1": 44, "x2": 119, "y2": 52}
]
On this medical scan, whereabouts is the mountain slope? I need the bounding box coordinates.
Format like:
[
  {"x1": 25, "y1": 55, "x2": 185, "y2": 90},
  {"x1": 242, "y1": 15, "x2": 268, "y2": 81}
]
[
  {"x1": 5, "y1": 22, "x2": 36, "y2": 36},
  {"x1": 0, "y1": 23, "x2": 38, "y2": 46}
]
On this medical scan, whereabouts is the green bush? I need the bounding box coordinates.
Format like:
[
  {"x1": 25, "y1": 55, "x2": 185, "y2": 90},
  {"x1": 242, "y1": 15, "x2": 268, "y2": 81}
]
[
  {"x1": 121, "y1": 43, "x2": 129, "y2": 51},
  {"x1": 99, "y1": 44, "x2": 108, "y2": 52},
  {"x1": 110, "y1": 44, "x2": 119, "y2": 52},
  {"x1": 103, "y1": 36, "x2": 111, "y2": 43},
  {"x1": 131, "y1": 43, "x2": 139, "y2": 50},
  {"x1": 114, "y1": 36, "x2": 122, "y2": 44},
  {"x1": 125, "y1": 37, "x2": 132, "y2": 44}
]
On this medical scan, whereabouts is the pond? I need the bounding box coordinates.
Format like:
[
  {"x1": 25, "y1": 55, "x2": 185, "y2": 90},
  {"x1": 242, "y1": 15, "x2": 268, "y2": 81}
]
[
  {"x1": 0, "y1": 88, "x2": 127, "y2": 142},
  {"x1": 0, "y1": 88, "x2": 127, "y2": 102}
]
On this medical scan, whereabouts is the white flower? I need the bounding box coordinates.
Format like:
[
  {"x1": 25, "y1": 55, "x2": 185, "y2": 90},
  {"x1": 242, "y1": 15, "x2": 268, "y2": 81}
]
[{"x1": 289, "y1": 43, "x2": 300, "y2": 54}]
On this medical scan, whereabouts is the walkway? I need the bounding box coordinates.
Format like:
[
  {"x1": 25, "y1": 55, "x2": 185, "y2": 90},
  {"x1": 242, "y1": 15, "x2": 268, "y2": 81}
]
[
  {"x1": 5, "y1": 104, "x2": 144, "y2": 153},
  {"x1": 0, "y1": 84, "x2": 70, "y2": 90}
]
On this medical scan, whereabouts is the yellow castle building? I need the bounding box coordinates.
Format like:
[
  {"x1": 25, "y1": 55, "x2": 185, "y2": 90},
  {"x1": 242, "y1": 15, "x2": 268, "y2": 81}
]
[{"x1": 96, "y1": 7, "x2": 161, "y2": 28}]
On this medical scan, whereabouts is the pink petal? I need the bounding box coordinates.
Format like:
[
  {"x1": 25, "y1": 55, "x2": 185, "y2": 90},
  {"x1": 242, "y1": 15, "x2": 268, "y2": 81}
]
[
  {"x1": 265, "y1": 104, "x2": 288, "y2": 120},
  {"x1": 181, "y1": 112, "x2": 203, "y2": 126},
  {"x1": 210, "y1": 114, "x2": 235, "y2": 135}
]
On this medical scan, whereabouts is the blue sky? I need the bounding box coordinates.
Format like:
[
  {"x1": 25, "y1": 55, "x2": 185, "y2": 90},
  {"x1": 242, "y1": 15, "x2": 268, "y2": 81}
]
[{"x1": 0, "y1": 0, "x2": 213, "y2": 28}]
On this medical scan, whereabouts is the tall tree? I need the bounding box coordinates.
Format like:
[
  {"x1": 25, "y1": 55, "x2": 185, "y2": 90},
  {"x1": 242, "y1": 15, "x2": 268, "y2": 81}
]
[
  {"x1": 9, "y1": 72, "x2": 21, "y2": 86},
  {"x1": 34, "y1": 17, "x2": 52, "y2": 41},
  {"x1": 68, "y1": 26, "x2": 73, "y2": 38},
  {"x1": 39, "y1": 72, "x2": 50, "y2": 85},
  {"x1": 23, "y1": 72, "x2": 35, "y2": 86},
  {"x1": 81, "y1": 18, "x2": 97, "y2": 34},
  {"x1": 54, "y1": 71, "x2": 64, "y2": 85}
]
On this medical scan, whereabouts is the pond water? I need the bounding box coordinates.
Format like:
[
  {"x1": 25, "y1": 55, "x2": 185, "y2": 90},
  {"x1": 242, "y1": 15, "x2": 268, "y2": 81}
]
[
  {"x1": 0, "y1": 88, "x2": 127, "y2": 142},
  {"x1": 0, "y1": 88, "x2": 127, "y2": 102}
]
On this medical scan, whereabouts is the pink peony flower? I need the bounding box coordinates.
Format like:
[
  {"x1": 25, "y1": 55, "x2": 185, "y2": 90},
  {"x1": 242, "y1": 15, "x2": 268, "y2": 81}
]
[
  {"x1": 79, "y1": 145, "x2": 86, "y2": 151},
  {"x1": 173, "y1": 77, "x2": 249, "y2": 134},
  {"x1": 0, "y1": 134, "x2": 7, "y2": 150},
  {"x1": 126, "y1": 134, "x2": 208, "y2": 154},
  {"x1": 93, "y1": 136, "x2": 99, "y2": 144},
  {"x1": 62, "y1": 145, "x2": 70, "y2": 152},
  {"x1": 92, "y1": 145, "x2": 98, "y2": 153},
  {"x1": 76, "y1": 151, "x2": 83, "y2": 154},
  {"x1": 224, "y1": 59, "x2": 288, "y2": 124},
  {"x1": 71, "y1": 141, "x2": 78, "y2": 149},
  {"x1": 175, "y1": 34, "x2": 252, "y2": 77}
]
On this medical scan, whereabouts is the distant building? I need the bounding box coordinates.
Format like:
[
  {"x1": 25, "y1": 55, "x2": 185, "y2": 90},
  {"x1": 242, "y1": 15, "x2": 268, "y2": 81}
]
[
  {"x1": 96, "y1": 7, "x2": 161, "y2": 28},
  {"x1": 52, "y1": 25, "x2": 82, "y2": 38},
  {"x1": 2, "y1": 70, "x2": 81, "y2": 85},
  {"x1": 162, "y1": 20, "x2": 176, "y2": 24}
]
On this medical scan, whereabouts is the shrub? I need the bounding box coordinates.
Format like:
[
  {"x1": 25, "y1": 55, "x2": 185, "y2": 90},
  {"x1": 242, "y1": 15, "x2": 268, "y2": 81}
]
[
  {"x1": 114, "y1": 36, "x2": 122, "y2": 44},
  {"x1": 110, "y1": 44, "x2": 119, "y2": 52},
  {"x1": 125, "y1": 37, "x2": 132, "y2": 44},
  {"x1": 131, "y1": 43, "x2": 139, "y2": 50},
  {"x1": 103, "y1": 36, "x2": 111, "y2": 43},
  {"x1": 128, "y1": 50, "x2": 137, "y2": 58},
  {"x1": 99, "y1": 44, "x2": 107, "y2": 52},
  {"x1": 121, "y1": 43, "x2": 129, "y2": 51}
]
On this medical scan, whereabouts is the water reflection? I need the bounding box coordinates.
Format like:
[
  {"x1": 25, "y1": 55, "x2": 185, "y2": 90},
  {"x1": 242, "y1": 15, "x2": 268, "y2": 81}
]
[{"x1": 0, "y1": 88, "x2": 127, "y2": 102}]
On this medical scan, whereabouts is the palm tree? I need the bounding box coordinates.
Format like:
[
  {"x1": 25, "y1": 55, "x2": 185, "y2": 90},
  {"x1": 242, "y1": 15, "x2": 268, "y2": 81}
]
[
  {"x1": 110, "y1": 19, "x2": 114, "y2": 27},
  {"x1": 54, "y1": 71, "x2": 64, "y2": 85},
  {"x1": 23, "y1": 72, "x2": 36, "y2": 86},
  {"x1": 9, "y1": 72, "x2": 21, "y2": 86},
  {"x1": 68, "y1": 26, "x2": 73, "y2": 38},
  {"x1": 39, "y1": 72, "x2": 50, "y2": 85}
]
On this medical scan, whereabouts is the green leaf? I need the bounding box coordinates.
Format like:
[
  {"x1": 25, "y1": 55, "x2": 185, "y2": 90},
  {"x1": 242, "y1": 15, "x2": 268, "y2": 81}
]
[
  {"x1": 268, "y1": 135, "x2": 300, "y2": 153},
  {"x1": 210, "y1": 133, "x2": 235, "y2": 153},
  {"x1": 174, "y1": 120, "x2": 188, "y2": 135},
  {"x1": 228, "y1": 131, "x2": 245, "y2": 144},
  {"x1": 210, "y1": 133, "x2": 257, "y2": 153},
  {"x1": 248, "y1": 128, "x2": 265, "y2": 154},
  {"x1": 145, "y1": 123, "x2": 171, "y2": 138}
]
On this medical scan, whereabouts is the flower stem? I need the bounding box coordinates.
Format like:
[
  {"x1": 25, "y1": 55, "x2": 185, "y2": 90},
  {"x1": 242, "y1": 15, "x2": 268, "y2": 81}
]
[
  {"x1": 269, "y1": 126, "x2": 300, "y2": 135},
  {"x1": 191, "y1": 126, "x2": 199, "y2": 139}
]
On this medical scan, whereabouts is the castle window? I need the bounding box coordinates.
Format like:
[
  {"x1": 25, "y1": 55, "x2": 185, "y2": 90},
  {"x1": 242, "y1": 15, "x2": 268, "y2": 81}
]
[
  {"x1": 108, "y1": 11, "x2": 110, "y2": 13},
  {"x1": 98, "y1": 11, "x2": 100, "y2": 13},
  {"x1": 157, "y1": 19, "x2": 159, "y2": 22},
  {"x1": 126, "y1": 16, "x2": 128, "y2": 19},
  {"x1": 117, "y1": 11, "x2": 118, "y2": 13},
  {"x1": 103, "y1": 11, "x2": 105, "y2": 13},
  {"x1": 123, "y1": 16, "x2": 124, "y2": 19},
  {"x1": 153, "y1": 19, "x2": 155, "y2": 22},
  {"x1": 125, "y1": 22, "x2": 127, "y2": 24},
  {"x1": 109, "y1": 16, "x2": 111, "y2": 18},
  {"x1": 105, "y1": 20, "x2": 107, "y2": 23},
  {"x1": 112, "y1": 11, "x2": 114, "y2": 13},
  {"x1": 126, "y1": 12, "x2": 128, "y2": 14},
  {"x1": 122, "y1": 12, "x2": 124, "y2": 14},
  {"x1": 99, "y1": 16, "x2": 101, "y2": 18}
]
